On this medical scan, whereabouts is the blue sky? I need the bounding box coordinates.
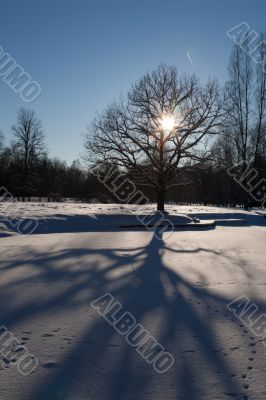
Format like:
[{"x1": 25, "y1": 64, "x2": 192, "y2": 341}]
[{"x1": 0, "y1": 0, "x2": 265, "y2": 164}]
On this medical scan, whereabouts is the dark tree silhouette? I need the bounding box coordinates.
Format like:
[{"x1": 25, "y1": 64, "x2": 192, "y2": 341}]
[
  {"x1": 11, "y1": 108, "x2": 45, "y2": 199},
  {"x1": 85, "y1": 65, "x2": 223, "y2": 210},
  {"x1": 0, "y1": 131, "x2": 4, "y2": 152}
]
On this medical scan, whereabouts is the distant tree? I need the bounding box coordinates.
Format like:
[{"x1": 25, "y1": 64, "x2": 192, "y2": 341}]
[
  {"x1": 11, "y1": 108, "x2": 45, "y2": 199},
  {"x1": 0, "y1": 132, "x2": 6, "y2": 188},
  {"x1": 0, "y1": 131, "x2": 4, "y2": 153},
  {"x1": 254, "y1": 34, "x2": 266, "y2": 166},
  {"x1": 218, "y1": 33, "x2": 266, "y2": 207},
  {"x1": 85, "y1": 65, "x2": 223, "y2": 211},
  {"x1": 63, "y1": 160, "x2": 86, "y2": 198},
  {"x1": 37, "y1": 157, "x2": 67, "y2": 200},
  {"x1": 225, "y1": 39, "x2": 253, "y2": 167}
]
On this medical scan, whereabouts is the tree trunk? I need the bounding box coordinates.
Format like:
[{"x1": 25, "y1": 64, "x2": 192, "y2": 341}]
[
  {"x1": 157, "y1": 130, "x2": 165, "y2": 212},
  {"x1": 157, "y1": 189, "x2": 165, "y2": 211}
]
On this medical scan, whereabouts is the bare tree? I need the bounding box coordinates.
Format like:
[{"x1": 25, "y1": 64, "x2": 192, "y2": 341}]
[
  {"x1": 85, "y1": 65, "x2": 223, "y2": 210},
  {"x1": 254, "y1": 34, "x2": 266, "y2": 165},
  {"x1": 225, "y1": 33, "x2": 266, "y2": 164},
  {"x1": 0, "y1": 131, "x2": 4, "y2": 153},
  {"x1": 12, "y1": 108, "x2": 45, "y2": 198},
  {"x1": 225, "y1": 40, "x2": 253, "y2": 165},
  {"x1": 212, "y1": 31, "x2": 266, "y2": 208}
]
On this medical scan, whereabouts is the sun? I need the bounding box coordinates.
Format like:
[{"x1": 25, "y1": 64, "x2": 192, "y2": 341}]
[{"x1": 160, "y1": 115, "x2": 175, "y2": 132}]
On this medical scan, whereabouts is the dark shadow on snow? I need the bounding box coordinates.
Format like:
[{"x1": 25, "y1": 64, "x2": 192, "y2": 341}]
[
  {"x1": 1, "y1": 209, "x2": 265, "y2": 235},
  {"x1": 0, "y1": 228, "x2": 260, "y2": 399}
]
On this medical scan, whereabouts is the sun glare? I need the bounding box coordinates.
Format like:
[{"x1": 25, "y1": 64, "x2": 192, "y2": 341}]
[{"x1": 160, "y1": 115, "x2": 175, "y2": 132}]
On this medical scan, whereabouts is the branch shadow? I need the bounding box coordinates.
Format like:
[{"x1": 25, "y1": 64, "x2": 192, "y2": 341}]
[{"x1": 0, "y1": 229, "x2": 259, "y2": 400}]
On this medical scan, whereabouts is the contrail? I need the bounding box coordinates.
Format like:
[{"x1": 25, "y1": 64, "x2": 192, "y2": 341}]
[{"x1": 186, "y1": 51, "x2": 193, "y2": 66}]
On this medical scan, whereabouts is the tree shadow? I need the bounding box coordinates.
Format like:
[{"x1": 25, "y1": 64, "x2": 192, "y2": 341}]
[{"x1": 0, "y1": 230, "x2": 259, "y2": 399}]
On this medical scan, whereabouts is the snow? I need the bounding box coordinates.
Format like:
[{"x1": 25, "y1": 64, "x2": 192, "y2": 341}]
[{"x1": 0, "y1": 203, "x2": 266, "y2": 399}]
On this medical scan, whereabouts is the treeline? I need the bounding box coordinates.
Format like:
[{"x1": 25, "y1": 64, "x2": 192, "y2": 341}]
[
  {"x1": 0, "y1": 124, "x2": 265, "y2": 206},
  {"x1": 0, "y1": 121, "x2": 265, "y2": 206}
]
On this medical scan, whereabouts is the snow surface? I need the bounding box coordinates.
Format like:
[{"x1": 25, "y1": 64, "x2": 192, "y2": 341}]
[{"x1": 0, "y1": 203, "x2": 266, "y2": 399}]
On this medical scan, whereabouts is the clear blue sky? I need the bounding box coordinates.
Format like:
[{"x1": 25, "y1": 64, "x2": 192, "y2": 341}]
[{"x1": 0, "y1": 0, "x2": 265, "y2": 164}]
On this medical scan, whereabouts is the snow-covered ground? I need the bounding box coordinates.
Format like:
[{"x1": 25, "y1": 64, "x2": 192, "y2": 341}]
[{"x1": 0, "y1": 203, "x2": 266, "y2": 400}]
